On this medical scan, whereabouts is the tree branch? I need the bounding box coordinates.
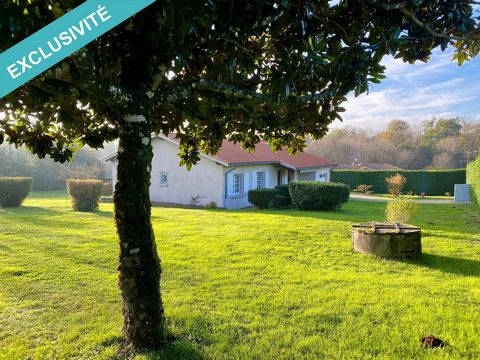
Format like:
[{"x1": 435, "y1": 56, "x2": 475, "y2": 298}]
[
  {"x1": 154, "y1": 79, "x2": 333, "y2": 105},
  {"x1": 373, "y1": 1, "x2": 480, "y2": 41}
]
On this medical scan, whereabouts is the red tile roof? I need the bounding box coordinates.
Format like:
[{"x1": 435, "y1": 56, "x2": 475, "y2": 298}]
[
  {"x1": 214, "y1": 140, "x2": 335, "y2": 169},
  {"x1": 102, "y1": 134, "x2": 335, "y2": 169}
]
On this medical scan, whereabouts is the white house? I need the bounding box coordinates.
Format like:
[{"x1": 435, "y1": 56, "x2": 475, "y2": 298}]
[{"x1": 102, "y1": 134, "x2": 336, "y2": 209}]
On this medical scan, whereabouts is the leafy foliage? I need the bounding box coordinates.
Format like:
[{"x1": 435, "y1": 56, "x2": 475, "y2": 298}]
[
  {"x1": 66, "y1": 179, "x2": 103, "y2": 212},
  {"x1": 248, "y1": 188, "x2": 278, "y2": 209},
  {"x1": 332, "y1": 169, "x2": 466, "y2": 196},
  {"x1": 385, "y1": 196, "x2": 420, "y2": 224},
  {"x1": 0, "y1": 1, "x2": 478, "y2": 164},
  {"x1": 204, "y1": 201, "x2": 218, "y2": 209},
  {"x1": 308, "y1": 119, "x2": 480, "y2": 170},
  {"x1": 0, "y1": 177, "x2": 32, "y2": 207},
  {"x1": 0, "y1": 144, "x2": 108, "y2": 190},
  {"x1": 269, "y1": 195, "x2": 291, "y2": 209},
  {"x1": 274, "y1": 184, "x2": 292, "y2": 203},
  {"x1": 289, "y1": 181, "x2": 350, "y2": 211},
  {"x1": 385, "y1": 173, "x2": 406, "y2": 196},
  {"x1": 467, "y1": 155, "x2": 480, "y2": 206}
]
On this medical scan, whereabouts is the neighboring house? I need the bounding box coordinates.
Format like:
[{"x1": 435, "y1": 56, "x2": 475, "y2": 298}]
[
  {"x1": 336, "y1": 162, "x2": 403, "y2": 171},
  {"x1": 102, "y1": 134, "x2": 336, "y2": 209}
]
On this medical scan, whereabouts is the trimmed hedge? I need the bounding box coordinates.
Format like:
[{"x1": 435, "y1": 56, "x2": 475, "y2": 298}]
[
  {"x1": 331, "y1": 169, "x2": 466, "y2": 196},
  {"x1": 467, "y1": 156, "x2": 480, "y2": 206},
  {"x1": 67, "y1": 179, "x2": 103, "y2": 212},
  {"x1": 248, "y1": 188, "x2": 279, "y2": 209},
  {"x1": 0, "y1": 177, "x2": 33, "y2": 207},
  {"x1": 275, "y1": 184, "x2": 292, "y2": 204},
  {"x1": 289, "y1": 181, "x2": 350, "y2": 211},
  {"x1": 269, "y1": 195, "x2": 291, "y2": 209}
]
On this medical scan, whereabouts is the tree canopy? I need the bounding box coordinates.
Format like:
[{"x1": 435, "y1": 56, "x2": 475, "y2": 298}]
[
  {"x1": 307, "y1": 118, "x2": 480, "y2": 169},
  {"x1": 1, "y1": 0, "x2": 478, "y2": 165}
]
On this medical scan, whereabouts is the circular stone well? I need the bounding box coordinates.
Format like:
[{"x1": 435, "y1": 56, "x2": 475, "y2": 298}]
[{"x1": 352, "y1": 222, "x2": 421, "y2": 259}]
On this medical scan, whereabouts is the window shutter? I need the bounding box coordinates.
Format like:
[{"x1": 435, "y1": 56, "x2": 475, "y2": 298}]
[
  {"x1": 251, "y1": 172, "x2": 257, "y2": 189},
  {"x1": 243, "y1": 172, "x2": 249, "y2": 194},
  {"x1": 227, "y1": 174, "x2": 234, "y2": 197},
  {"x1": 265, "y1": 171, "x2": 270, "y2": 188}
]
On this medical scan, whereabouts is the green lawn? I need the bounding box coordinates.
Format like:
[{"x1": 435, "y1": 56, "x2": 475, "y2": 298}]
[{"x1": 0, "y1": 192, "x2": 479, "y2": 359}]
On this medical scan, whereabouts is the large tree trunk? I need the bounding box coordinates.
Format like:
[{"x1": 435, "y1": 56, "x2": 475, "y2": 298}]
[{"x1": 114, "y1": 114, "x2": 167, "y2": 349}]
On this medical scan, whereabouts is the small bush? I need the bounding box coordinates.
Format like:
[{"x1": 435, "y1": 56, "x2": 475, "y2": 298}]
[
  {"x1": 269, "y1": 195, "x2": 291, "y2": 209},
  {"x1": 0, "y1": 177, "x2": 33, "y2": 207},
  {"x1": 289, "y1": 181, "x2": 350, "y2": 211},
  {"x1": 248, "y1": 188, "x2": 279, "y2": 209},
  {"x1": 66, "y1": 179, "x2": 103, "y2": 212},
  {"x1": 204, "y1": 201, "x2": 218, "y2": 209},
  {"x1": 385, "y1": 196, "x2": 420, "y2": 224},
  {"x1": 385, "y1": 173, "x2": 406, "y2": 196},
  {"x1": 190, "y1": 195, "x2": 201, "y2": 206},
  {"x1": 353, "y1": 184, "x2": 372, "y2": 193}
]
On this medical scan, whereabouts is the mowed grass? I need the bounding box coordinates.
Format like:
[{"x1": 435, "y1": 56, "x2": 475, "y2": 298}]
[{"x1": 0, "y1": 192, "x2": 479, "y2": 359}]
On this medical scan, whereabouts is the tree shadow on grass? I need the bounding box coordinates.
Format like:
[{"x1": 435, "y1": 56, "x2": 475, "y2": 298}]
[
  {"x1": 132, "y1": 341, "x2": 204, "y2": 360},
  {"x1": 224, "y1": 203, "x2": 386, "y2": 223},
  {"x1": 101, "y1": 336, "x2": 204, "y2": 360},
  {"x1": 1, "y1": 205, "x2": 114, "y2": 219},
  {"x1": 400, "y1": 253, "x2": 480, "y2": 277}
]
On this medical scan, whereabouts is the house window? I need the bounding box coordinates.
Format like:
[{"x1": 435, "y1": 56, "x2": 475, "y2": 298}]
[
  {"x1": 160, "y1": 172, "x2": 168, "y2": 186},
  {"x1": 256, "y1": 171, "x2": 266, "y2": 188},
  {"x1": 233, "y1": 174, "x2": 242, "y2": 195}
]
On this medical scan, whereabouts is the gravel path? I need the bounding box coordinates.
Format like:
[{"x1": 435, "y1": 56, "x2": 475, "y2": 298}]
[{"x1": 349, "y1": 194, "x2": 454, "y2": 204}]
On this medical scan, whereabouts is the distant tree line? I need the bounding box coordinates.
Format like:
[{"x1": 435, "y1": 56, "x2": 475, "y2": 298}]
[
  {"x1": 0, "y1": 144, "x2": 115, "y2": 190},
  {"x1": 307, "y1": 118, "x2": 480, "y2": 169}
]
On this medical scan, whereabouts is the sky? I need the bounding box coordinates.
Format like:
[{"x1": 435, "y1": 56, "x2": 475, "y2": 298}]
[{"x1": 332, "y1": 47, "x2": 480, "y2": 130}]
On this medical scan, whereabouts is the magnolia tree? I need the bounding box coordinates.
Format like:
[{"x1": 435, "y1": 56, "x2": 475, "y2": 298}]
[{"x1": 0, "y1": 0, "x2": 478, "y2": 349}]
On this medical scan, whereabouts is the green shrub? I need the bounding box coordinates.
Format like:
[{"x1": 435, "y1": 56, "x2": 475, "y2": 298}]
[
  {"x1": 248, "y1": 188, "x2": 279, "y2": 209},
  {"x1": 289, "y1": 181, "x2": 350, "y2": 211},
  {"x1": 269, "y1": 195, "x2": 291, "y2": 209},
  {"x1": 66, "y1": 179, "x2": 103, "y2": 212},
  {"x1": 331, "y1": 169, "x2": 465, "y2": 196},
  {"x1": 275, "y1": 184, "x2": 292, "y2": 203},
  {"x1": 0, "y1": 177, "x2": 33, "y2": 207},
  {"x1": 204, "y1": 201, "x2": 218, "y2": 209},
  {"x1": 385, "y1": 196, "x2": 420, "y2": 224},
  {"x1": 467, "y1": 155, "x2": 480, "y2": 206}
]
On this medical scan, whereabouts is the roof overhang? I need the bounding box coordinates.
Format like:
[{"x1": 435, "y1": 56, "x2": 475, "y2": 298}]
[{"x1": 100, "y1": 134, "x2": 229, "y2": 167}]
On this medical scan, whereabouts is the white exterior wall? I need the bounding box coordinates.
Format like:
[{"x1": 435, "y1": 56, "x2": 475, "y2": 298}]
[
  {"x1": 224, "y1": 164, "x2": 285, "y2": 209},
  {"x1": 111, "y1": 159, "x2": 118, "y2": 188},
  {"x1": 149, "y1": 138, "x2": 225, "y2": 207}
]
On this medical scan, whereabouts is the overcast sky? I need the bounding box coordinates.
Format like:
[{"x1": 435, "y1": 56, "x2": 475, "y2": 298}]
[{"x1": 331, "y1": 47, "x2": 480, "y2": 130}]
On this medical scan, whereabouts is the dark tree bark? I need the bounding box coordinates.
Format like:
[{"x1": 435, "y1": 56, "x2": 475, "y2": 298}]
[{"x1": 114, "y1": 114, "x2": 167, "y2": 349}]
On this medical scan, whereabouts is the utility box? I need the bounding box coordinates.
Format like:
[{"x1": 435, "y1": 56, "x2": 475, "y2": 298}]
[{"x1": 454, "y1": 184, "x2": 471, "y2": 203}]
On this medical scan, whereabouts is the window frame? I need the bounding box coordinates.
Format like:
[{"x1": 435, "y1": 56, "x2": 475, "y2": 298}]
[
  {"x1": 160, "y1": 171, "x2": 169, "y2": 187},
  {"x1": 256, "y1": 171, "x2": 266, "y2": 189},
  {"x1": 232, "y1": 174, "x2": 242, "y2": 195}
]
